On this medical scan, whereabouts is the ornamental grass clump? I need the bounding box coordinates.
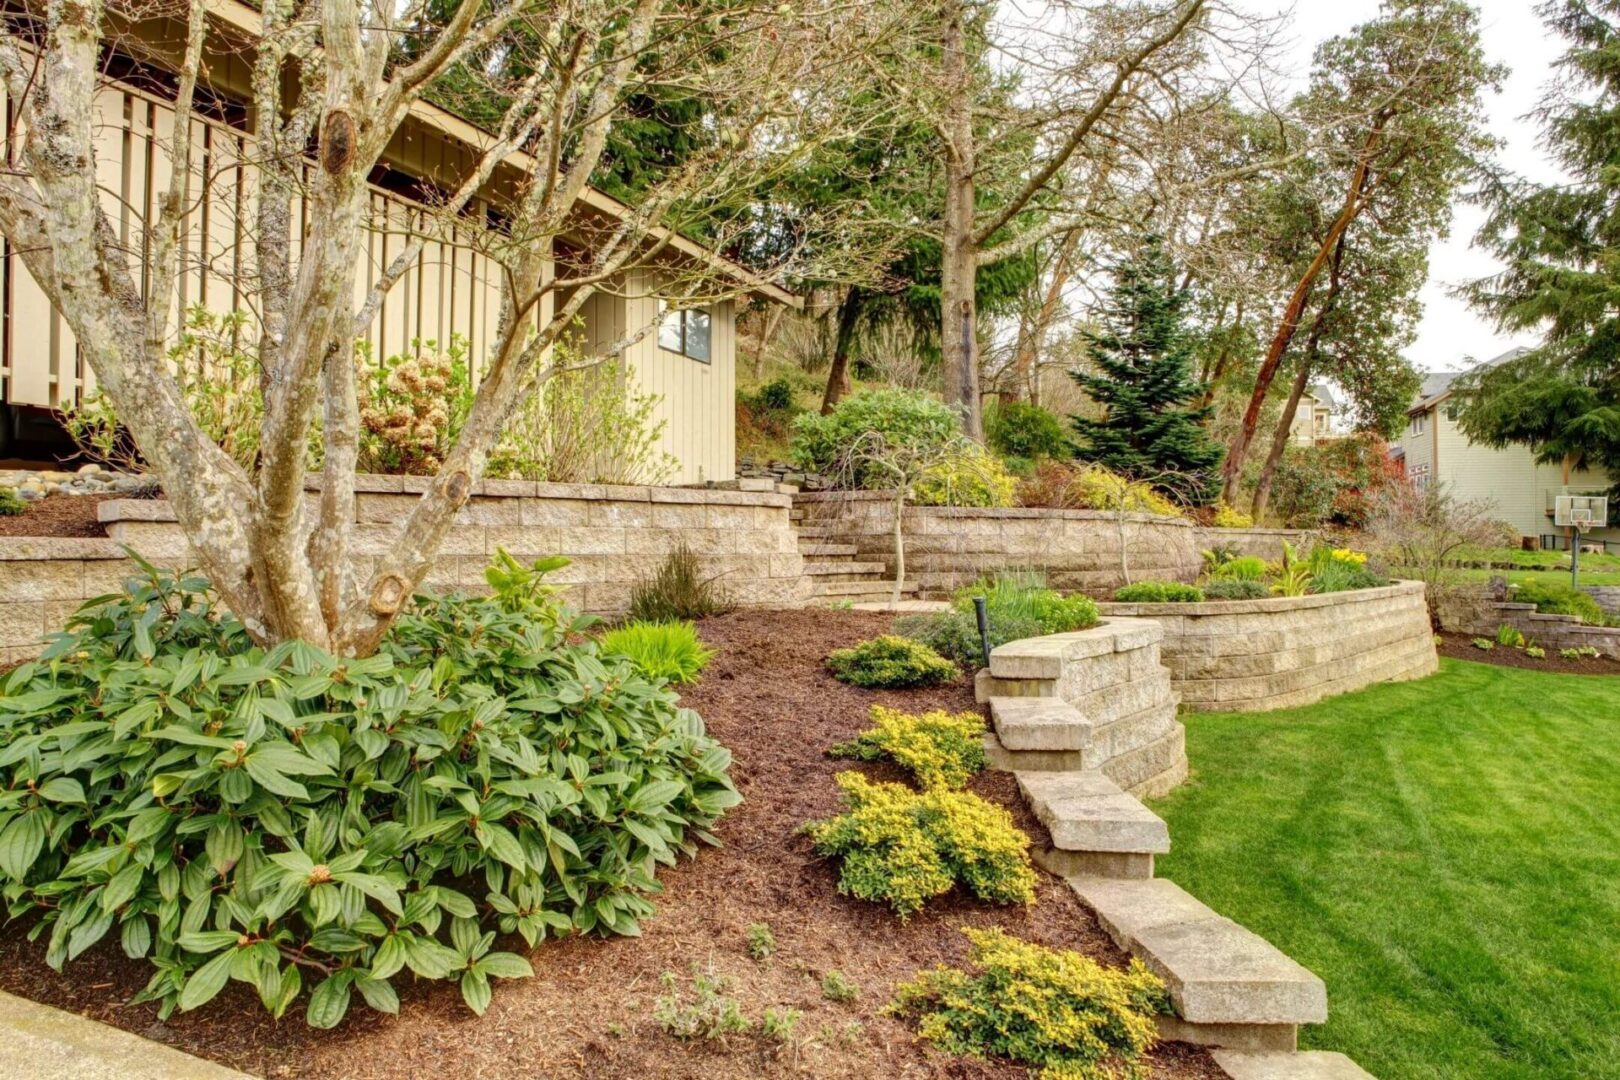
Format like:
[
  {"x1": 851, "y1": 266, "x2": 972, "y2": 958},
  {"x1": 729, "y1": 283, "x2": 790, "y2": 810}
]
[
  {"x1": 892, "y1": 928, "x2": 1166, "y2": 1080},
  {"x1": 804, "y1": 772, "x2": 1036, "y2": 917},
  {"x1": 893, "y1": 610, "x2": 1043, "y2": 670},
  {"x1": 826, "y1": 635, "x2": 958, "y2": 688},
  {"x1": 0, "y1": 551, "x2": 739, "y2": 1028},
  {"x1": 628, "y1": 541, "x2": 734, "y2": 622},
  {"x1": 597, "y1": 619, "x2": 713, "y2": 685},
  {"x1": 830, "y1": 706, "x2": 986, "y2": 790}
]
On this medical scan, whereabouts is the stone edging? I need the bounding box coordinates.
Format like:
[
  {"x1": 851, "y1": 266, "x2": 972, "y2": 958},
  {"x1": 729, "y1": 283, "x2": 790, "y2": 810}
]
[{"x1": 0, "y1": 990, "x2": 256, "y2": 1079}]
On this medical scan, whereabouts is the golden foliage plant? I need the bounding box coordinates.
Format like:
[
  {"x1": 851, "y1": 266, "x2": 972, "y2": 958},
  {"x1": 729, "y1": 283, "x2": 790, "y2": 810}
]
[{"x1": 830, "y1": 706, "x2": 986, "y2": 790}]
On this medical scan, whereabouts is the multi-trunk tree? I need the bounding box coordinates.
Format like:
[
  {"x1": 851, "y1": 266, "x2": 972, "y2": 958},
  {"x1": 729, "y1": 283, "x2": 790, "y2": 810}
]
[{"x1": 0, "y1": 0, "x2": 885, "y2": 654}]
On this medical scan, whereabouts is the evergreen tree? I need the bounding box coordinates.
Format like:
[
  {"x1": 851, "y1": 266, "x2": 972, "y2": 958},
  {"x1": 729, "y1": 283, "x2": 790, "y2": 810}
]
[
  {"x1": 1458, "y1": 0, "x2": 1620, "y2": 489},
  {"x1": 1070, "y1": 238, "x2": 1224, "y2": 503}
]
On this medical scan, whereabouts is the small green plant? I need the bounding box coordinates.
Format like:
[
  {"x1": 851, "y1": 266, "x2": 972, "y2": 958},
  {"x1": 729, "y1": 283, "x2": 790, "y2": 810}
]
[
  {"x1": 1201, "y1": 579, "x2": 1268, "y2": 601},
  {"x1": 746, "y1": 923, "x2": 776, "y2": 961},
  {"x1": 597, "y1": 619, "x2": 714, "y2": 684},
  {"x1": 804, "y1": 772, "x2": 1036, "y2": 918},
  {"x1": 1211, "y1": 502, "x2": 1254, "y2": 528},
  {"x1": 830, "y1": 706, "x2": 986, "y2": 790},
  {"x1": 1494, "y1": 623, "x2": 1527, "y2": 648},
  {"x1": 821, "y1": 970, "x2": 860, "y2": 1003},
  {"x1": 891, "y1": 928, "x2": 1166, "y2": 1080},
  {"x1": 1511, "y1": 580, "x2": 1608, "y2": 625},
  {"x1": 1271, "y1": 561, "x2": 1313, "y2": 597},
  {"x1": 1473, "y1": 637, "x2": 1495, "y2": 650},
  {"x1": 628, "y1": 541, "x2": 734, "y2": 622},
  {"x1": 0, "y1": 487, "x2": 25, "y2": 516},
  {"x1": 1209, "y1": 554, "x2": 1268, "y2": 582},
  {"x1": 1113, "y1": 580, "x2": 1204, "y2": 603},
  {"x1": 951, "y1": 571, "x2": 1099, "y2": 634},
  {"x1": 655, "y1": 967, "x2": 751, "y2": 1041},
  {"x1": 825, "y1": 635, "x2": 958, "y2": 688},
  {"x1": 893, "y1": 609, "x2": 1044, "y2": 669},
  {"x1": 1525, "y1": 645, "x2": 1546, "y2": 659},
  {"x1": 1560, "y1": 645, "x2": 1602, "y2": 660},
  {"x1": 760, "y1": 1006, "x2": 802, "y2": 1042}
]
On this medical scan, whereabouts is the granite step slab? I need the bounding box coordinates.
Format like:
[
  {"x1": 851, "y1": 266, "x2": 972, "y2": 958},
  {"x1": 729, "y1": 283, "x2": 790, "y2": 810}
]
[
  {"x1": 797, "y1": 542, "x2": 859, "y2": 557},
  {"x1": 987, "y1": 695, "x2": 1093, "y2": 752},
  {"x1": 1016, "y1": 769, "x2": 1170, "y2": 854},
  {"x1": 1067, "y1": 876, "x2": 1327, "y2": 1028},
  {"x1": 0, "y1": 990, "x2": 257, "y2": 1079},
  {"x1": 810, "y1": 579, "x2": 919, "y2": 597},
  {"x1": 802, "y1": 560, "x2": 888, "y2": 577},
  {"x1": 1212, "y1": 1050, "x2": 1376, "y2": 1079}
]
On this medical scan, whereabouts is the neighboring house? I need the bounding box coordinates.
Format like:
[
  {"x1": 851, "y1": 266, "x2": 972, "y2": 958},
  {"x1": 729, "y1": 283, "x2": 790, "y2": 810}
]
[
  {"x1": 1288, "y1": 384, "x2": 1340, "y2": 447},
  {"x1": 1393, "y1": 348, "x2": 1618, "y2": 547},
  {"x1": 0, "y1": 0, "x2": 791, "y2": 484}
]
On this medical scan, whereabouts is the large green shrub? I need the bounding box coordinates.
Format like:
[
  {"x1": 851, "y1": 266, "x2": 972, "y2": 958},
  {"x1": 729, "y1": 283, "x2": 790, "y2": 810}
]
[
  {"x1": 805, "y1": 772, "x2": 1035, "y2": 917},
  {"x1": 789, "y1": 388, "x2": 960, "y2": 487},
  {"x1": 893, "y1": 928, "x2": 1166, "y2": 1080},
  {"x1": 0, "y1": 552, "x2": 739, "y2": 1027},
  {"x1": 825, "y1": 635, "x2": 957, "y2": 688},
  {"x1": 1512, "y1": 580, "x2": 1608, "y2": 624},
  {"x1": 984, "y1": 400, "x2": 1070, "y2": 461},
  {"x1": 1113, "y1": 581, "x2": 1204, "y2": 603},
  {"x1": 597, "y1": 620, "x2": 714, "y2": 685}
]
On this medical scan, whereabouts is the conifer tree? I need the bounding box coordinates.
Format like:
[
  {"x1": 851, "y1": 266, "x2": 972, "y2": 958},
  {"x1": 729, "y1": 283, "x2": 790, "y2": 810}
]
[{"x1": 1070, "y1": 237, "x2": 1224, "y2": 503}]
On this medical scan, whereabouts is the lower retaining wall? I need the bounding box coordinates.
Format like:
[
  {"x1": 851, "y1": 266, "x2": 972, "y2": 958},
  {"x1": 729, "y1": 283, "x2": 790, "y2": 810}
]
[
  {"x1": 0, "y1": 478, "x2": 811, "y2": 662},
  {"x1": 1097, "y1": 580, "x2": 1438, "y2": 712},
  {"x1": 1439, "y1": 588, "x2": 1620, "y2": 659}
]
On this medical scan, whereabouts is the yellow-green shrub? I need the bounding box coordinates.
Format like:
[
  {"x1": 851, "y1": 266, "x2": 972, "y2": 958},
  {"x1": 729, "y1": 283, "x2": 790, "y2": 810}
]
[
  {"x1": 1211, "y1": 502, "x2": 1253, "y2": 529},
  {"x1": 914, "y1": 445, "x2": 1017, "y2": 508},
  {"x1": 1016, "y1": 461, "x2": 1181, "y2": 517},
  {"x1": 825, "y1": 635, "x2": 958, "y2": 688},
  {"x1": 805, "y1": 772, "x2": 1036, "y2": 917},
  {"x1": 830, "y1": 706, "x2": 986, "y2": 790},
  {"x1": 892, "y1": 928, "x2": 1166, "y2": 1080}
]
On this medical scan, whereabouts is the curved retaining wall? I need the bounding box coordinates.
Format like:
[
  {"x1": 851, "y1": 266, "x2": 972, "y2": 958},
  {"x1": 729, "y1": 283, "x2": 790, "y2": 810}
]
[
  {"x1": 1097, "y1": 580, "x2": 1437, "y2": 712},
  {"x1": 795, "y1": 491, "x2": 1205, "y2": 596}
]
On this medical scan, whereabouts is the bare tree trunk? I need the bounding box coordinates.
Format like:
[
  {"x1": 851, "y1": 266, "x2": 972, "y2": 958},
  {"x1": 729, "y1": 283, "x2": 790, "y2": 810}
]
[
  {"x1": 753, "y1": 304, "x2": 783, "y2": 381},
  {"x1": 1010, "y1": 228, "x2": 1080, "y2": 402},
  {"x1": 1250, "y1": 360, "x2": 1311, "y2": 521},
  {"x1": 890, "y1": 489, "x2": 907, "y2": 607},
  {"x1": 820, "y1": 288, "x2": 863, "y2": 414},
  {"x1": 1220, "y1": 128, "x2": 1380, "y2": 504},
  {"x1": 939, "y1": 0, "x2": 983, "y2": 440}
]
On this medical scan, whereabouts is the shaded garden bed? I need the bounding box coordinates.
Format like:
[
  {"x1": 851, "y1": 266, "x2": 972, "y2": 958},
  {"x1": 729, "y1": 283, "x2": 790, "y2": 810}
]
[
  {"x1": 1435, "y1": 631, "x2": 1620, "y2": 675},
  {"x1": 0, "y1": 608, "x2": 1222, "y2": 1079}
]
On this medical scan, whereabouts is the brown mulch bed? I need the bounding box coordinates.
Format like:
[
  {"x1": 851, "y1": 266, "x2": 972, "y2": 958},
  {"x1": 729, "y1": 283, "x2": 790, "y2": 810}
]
[
  {"x1": 0, "y1": 493, "x2": 117, "y2": 537},
  {"x1": 0, "y1": 609, "x2": 1224, "y2": 1080},
  {"x1": 1436, "y1": 630, "x2": 1620, "y2": 675}
]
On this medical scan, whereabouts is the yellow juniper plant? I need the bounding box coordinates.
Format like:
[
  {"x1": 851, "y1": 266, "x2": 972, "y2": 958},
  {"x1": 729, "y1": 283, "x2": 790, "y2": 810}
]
[
  {"x1": 830, "y1": 706, "x2": 986, "y2": 790},
  {"x1": 891, "y1": 927, "x2": 1167, "y2": 1080},
  {"x1": 804, "y1": 772, "x2": 1036, "y2": 917}
]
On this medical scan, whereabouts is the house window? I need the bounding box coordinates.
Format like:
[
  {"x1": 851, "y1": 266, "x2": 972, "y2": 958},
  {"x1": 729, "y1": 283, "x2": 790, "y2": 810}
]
[
  {"x1": 658, "y1": 302, "x2": 711, "y2": 363},
  {"x1": 1411, "y1": 463, "x2": 1430, "y2": 491},
  {"x1": 1409, "y1": 413, "x2": 1426, "y2": 436}
]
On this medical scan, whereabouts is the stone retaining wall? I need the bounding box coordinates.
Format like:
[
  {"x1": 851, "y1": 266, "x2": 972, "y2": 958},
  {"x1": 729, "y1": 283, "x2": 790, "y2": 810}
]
[
  {"x1": 0, "y1": 478, "x2": 810, "y2": 662},
  {"x1": 1439, "y1": 588, "x2": 1620, "y2": 659},
  {"x1": 1204, "y1": 526, "x2": 1308, "y2": 562},
  {"x1": 1582, "y1": 585, "x2": 1620, "y2": 618},
  {"x1": 1097, "y1": 580, "x2": 1437, "y2": 712},
  {"x1": 795, "y1": 492, "x2": 1205, "y2": 595}
]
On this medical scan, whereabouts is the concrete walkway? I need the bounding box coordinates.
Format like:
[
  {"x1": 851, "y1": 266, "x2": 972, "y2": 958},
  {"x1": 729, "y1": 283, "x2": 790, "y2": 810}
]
[{"x1": 0, "y1": 991, "x2": 257, "y2": 1079}]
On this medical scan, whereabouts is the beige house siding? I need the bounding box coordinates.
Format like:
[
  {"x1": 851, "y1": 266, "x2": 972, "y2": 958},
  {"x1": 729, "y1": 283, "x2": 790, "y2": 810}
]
[{"x1": 1396, "y1": 404, "x2": 1617, "y2": 543}]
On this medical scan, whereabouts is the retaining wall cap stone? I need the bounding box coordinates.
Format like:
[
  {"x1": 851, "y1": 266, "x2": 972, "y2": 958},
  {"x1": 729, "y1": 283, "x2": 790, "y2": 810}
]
[{"x1": 0, "y1": 990, "x2": 257, "y2": 1079}]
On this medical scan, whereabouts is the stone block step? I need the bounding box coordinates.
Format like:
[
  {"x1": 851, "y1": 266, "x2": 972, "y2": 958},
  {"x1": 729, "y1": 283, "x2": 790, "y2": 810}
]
[
  {"x1": 1212, "y1": 1050, "x2": 1376, "y2": 1080},
  {"x1": 1068, "y1": 876, "x2": 1327, "y2": 1029},
  {"x1": 794, "y1": 524, "x2": 839, "y2": 538},
  {"x1": 1018, "y1": 769, "x2": 1169, "y2": 879},
  {"x1": 802, "y1": 560, "x2": 887, "y2": 577},
  {"x1": 797, "y1": 542, "x2": 859, "y2": 557},
  {"x1": 988, "y1": 695, "x2": 1091, "y2": 752},
  {"x1": 811, "y1": 579, "x2": 918, "y2": 597}
]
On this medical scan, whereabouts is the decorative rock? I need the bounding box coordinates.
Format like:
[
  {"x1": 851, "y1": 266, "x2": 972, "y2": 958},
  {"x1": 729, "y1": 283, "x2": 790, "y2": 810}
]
[
  {"x1": 76, "y1": 463, "x2": 101, "y2": 475},
  {"x1": 1212, "y1": 1050, "x2": 1377, "y2": 1079}
]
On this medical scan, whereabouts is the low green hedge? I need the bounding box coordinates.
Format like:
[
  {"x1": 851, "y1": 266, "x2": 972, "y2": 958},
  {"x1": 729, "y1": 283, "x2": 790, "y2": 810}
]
[{"x1": 1113, "y1": 581, "x2": 1204, "y2": 603}]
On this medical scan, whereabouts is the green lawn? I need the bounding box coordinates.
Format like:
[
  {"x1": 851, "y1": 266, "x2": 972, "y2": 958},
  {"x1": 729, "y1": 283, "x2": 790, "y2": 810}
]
[
  {"x1": 1150, "y1": 659, "x2": 1620, "y2": 1080},
  {"x1": 1452, "y1": 566, "x2": 1620, "y2": 588}
]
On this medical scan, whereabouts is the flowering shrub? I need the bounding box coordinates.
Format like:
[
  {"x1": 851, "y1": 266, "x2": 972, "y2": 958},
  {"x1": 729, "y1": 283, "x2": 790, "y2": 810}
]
[
  {"x1": 825, "y1": 635, "x2": 958, "y2": 688},
  {"x1": 357, "y1": 337, "x2": 472, "y2": 474},
  {"x1": 830, "y1": 706, "x2": 986, "y2": 790},
  {"x1": 892, "y1": 928, "x2": 1166, "y2": 1080},
  {"x1": 0, "y1": 552, "x2": 738, "y2": 1027},
  {"x1": 805, "y1": 772, "x2": 1036, "y2": 917}
]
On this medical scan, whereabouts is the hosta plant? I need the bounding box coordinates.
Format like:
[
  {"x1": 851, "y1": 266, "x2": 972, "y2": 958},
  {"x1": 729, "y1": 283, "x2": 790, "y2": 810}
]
[{"x1": 0, "y1": 551, "x2": 739, "y2": 1028}]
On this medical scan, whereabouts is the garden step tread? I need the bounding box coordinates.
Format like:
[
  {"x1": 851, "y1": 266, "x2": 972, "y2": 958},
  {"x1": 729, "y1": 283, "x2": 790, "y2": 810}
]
[
  {"x1": 797, "y1": 543, "x2": 859, "y2": 557},
  {"x1": 811, "y1": 580, "x2": 918, "y2": 596},
  {"x1": 802, "y1": 560, "x2": 888, "y2": 576},
  {"x1": 1015, "y1": 770, "x2": 1169, "y2": 854},
  {"x1": 1212, "y1": 1051, "x2": 1375, "y2": 1079},
  {"x1": 1067, "y1": 876, "x2": 1327, "y2": 1026},
  {"x1": 987, "y1": 695, "x2": 1092, "y2": 751}
]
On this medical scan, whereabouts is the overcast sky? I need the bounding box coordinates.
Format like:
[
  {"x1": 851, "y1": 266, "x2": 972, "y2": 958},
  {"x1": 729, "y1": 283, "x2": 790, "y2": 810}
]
[{"x1": 1246, "y1": 0, "x2": 1566, "y2": 373}]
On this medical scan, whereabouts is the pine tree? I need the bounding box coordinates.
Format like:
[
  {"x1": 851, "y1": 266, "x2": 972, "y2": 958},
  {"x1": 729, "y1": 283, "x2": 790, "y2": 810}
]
[
  {"x1": 1070, "y1": 238, "x2": 1224, "y2": 503},
  {"x1": 1457, "y1": 0, "x2": 1620, "y2": 487}
]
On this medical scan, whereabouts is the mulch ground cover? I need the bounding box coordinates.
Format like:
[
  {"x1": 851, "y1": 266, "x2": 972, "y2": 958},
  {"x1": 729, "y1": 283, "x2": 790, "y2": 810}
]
[
  {"x1": 1435, "y1": 630, "x2": 1620, "y2": 675},
  {"x1": 0, "y1": 608, "x2": 1224, "y2": 1080},
  {"x1": 0, "y1": 493, "x2": 117, "y2": 537}
]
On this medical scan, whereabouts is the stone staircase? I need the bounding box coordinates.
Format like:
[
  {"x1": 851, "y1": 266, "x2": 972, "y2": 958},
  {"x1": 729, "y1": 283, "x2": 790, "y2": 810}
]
[
  {"x1": 981, "y1": 625, "x2": 1375, "y2": 1077},
  {"x1": 790, "y1": 506, "x2": 918, "y2": 606}
]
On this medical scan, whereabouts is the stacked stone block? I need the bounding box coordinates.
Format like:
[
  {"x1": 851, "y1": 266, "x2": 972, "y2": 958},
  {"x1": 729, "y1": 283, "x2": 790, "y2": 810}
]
[{"x1": 1439, "y1": 588, "x2": 1620, "y2": 659}]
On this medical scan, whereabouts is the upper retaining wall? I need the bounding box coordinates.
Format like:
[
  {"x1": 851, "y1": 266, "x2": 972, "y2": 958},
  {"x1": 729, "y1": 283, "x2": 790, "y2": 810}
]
[
  {"x1": 795, "y1": 492, "x2": 1204, "y2": 596},
  {"x1": 1097, "y1": 580, "x2": 1437, "y2": 712},
  {"x1": 0, "y1": 477, "x2": 809, "y2": 663}
]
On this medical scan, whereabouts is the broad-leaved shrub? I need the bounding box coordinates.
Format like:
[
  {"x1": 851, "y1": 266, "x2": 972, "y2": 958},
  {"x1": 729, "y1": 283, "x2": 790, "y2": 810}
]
[
  {"x1": 825, "y1": 636, "x2": 957, "y2": 688},
  {"x1": 892, "y1": 927, "x2": 1166, "y2": 1080},
  {"x1": 789, "y1": 389, "x2": 961, "y2": 488},
  {"x1": 830, "y1": 706, "x2": 986, "y2": 790},
  {"x1": 0, "y1": 552, "x2": 739, "y2": 1027},
  {"x1": 804, "y1": 772, "x2": 1035, "y2": 917}
]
